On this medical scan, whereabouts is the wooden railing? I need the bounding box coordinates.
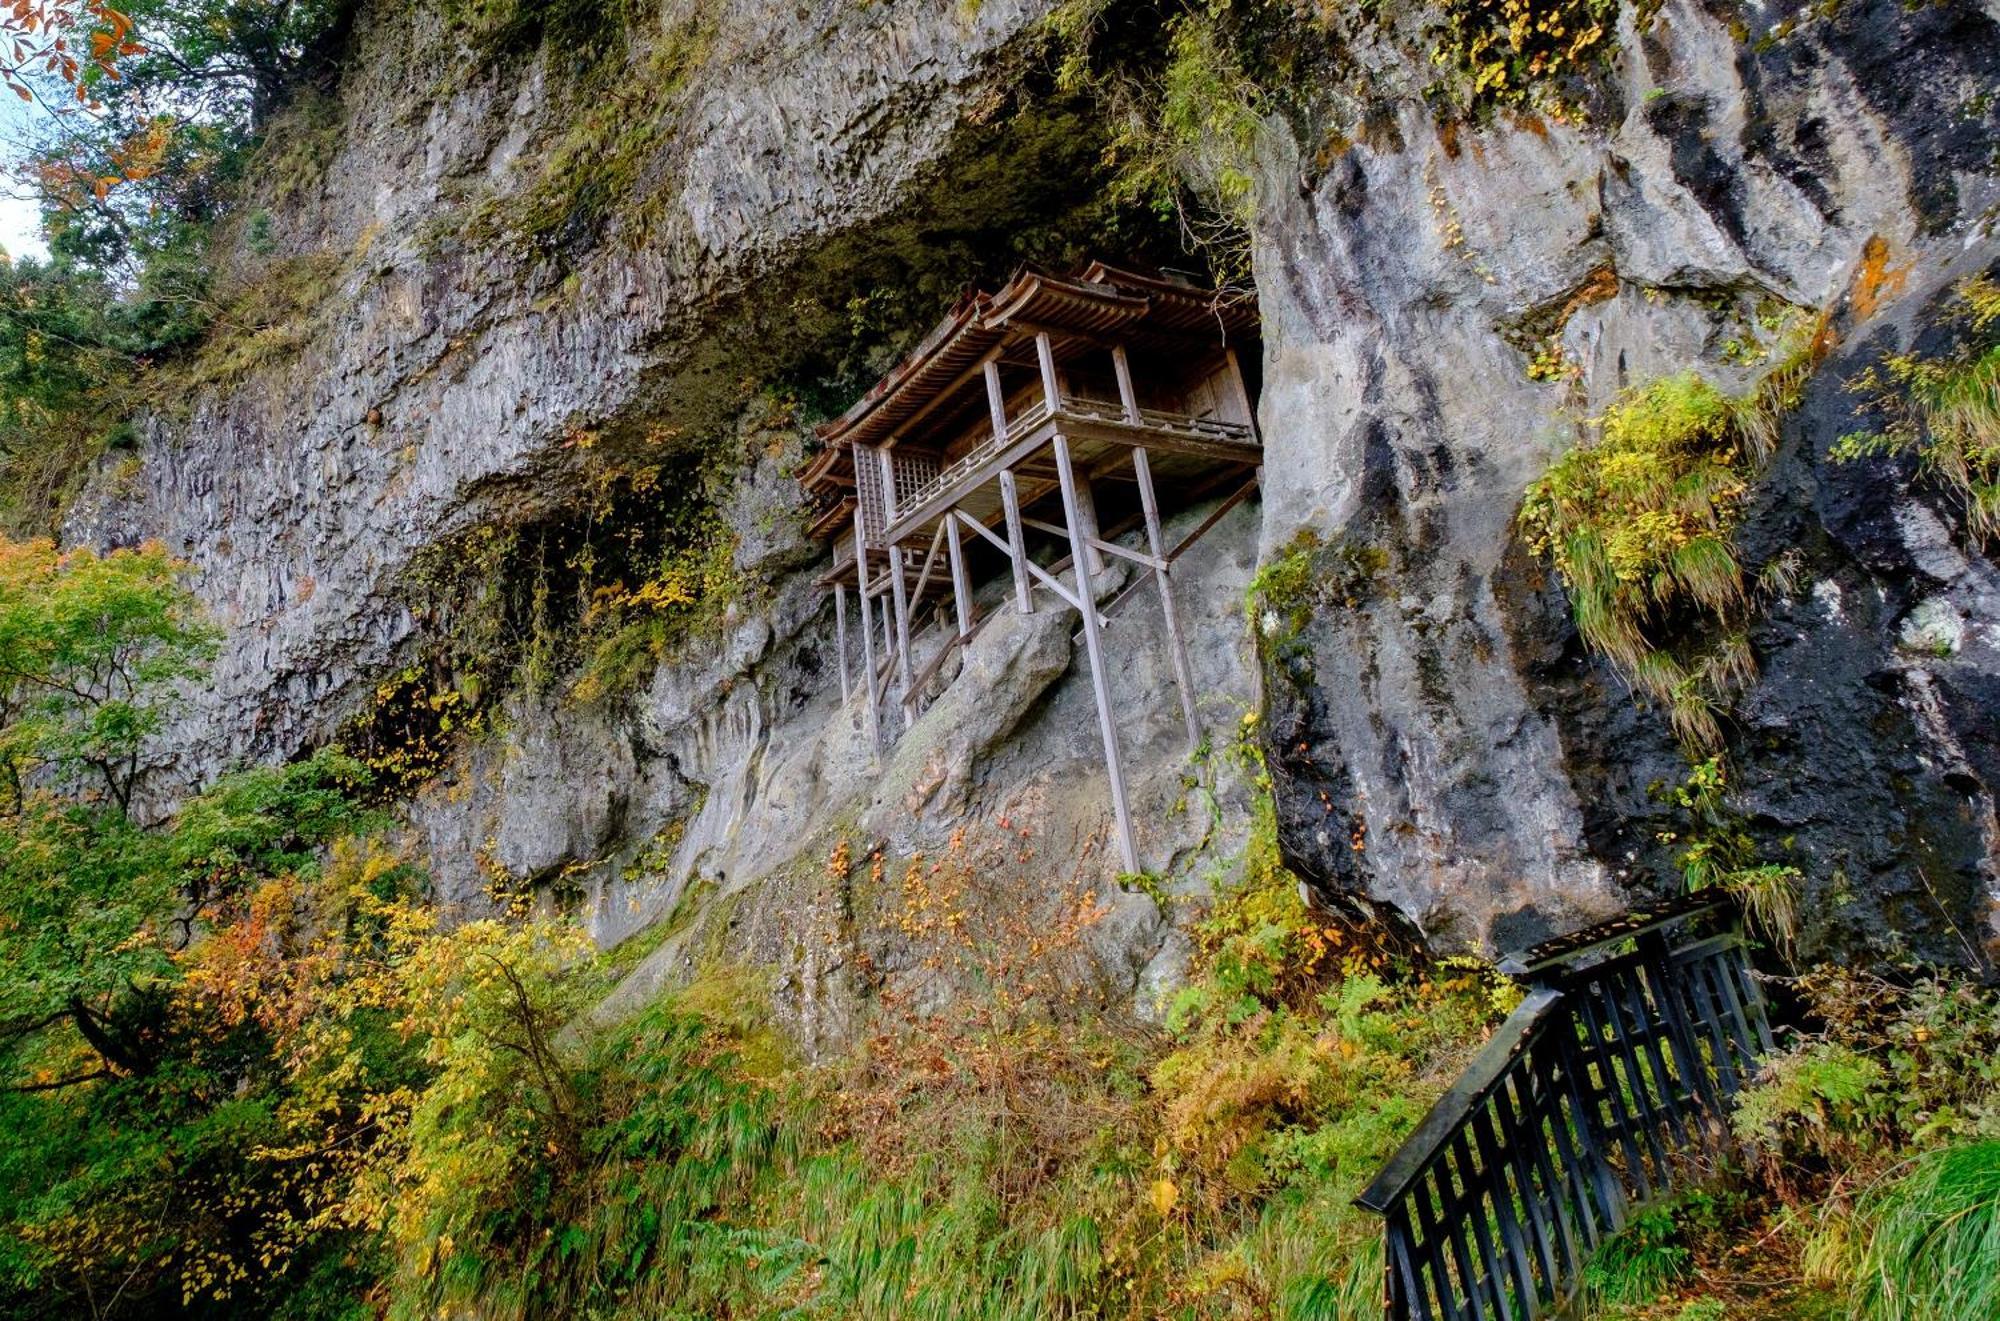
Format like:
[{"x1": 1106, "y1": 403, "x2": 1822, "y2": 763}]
[
  {"x1": 887, "y1": 396, "x2": 1253, "y2": 524},
  {"x1": 1355, "y1": 897, "x2": 1772, "y2": 1321},
  {"x1": 1061, "y1": 394, "x2": 1255, "y2": 442}
]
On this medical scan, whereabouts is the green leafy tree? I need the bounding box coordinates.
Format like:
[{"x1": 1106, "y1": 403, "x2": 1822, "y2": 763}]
[
  {"x1": 0, "y1": 536, "x2": 214, "y2": 810},
  {"x1": 0, "y1": 533, "x2": 385, "y2": 1316}
]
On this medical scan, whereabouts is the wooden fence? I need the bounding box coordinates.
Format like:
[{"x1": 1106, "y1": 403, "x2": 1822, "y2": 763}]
[{"x1": 1355, "y1": 897, "x2": 1773, "y2": 1321}]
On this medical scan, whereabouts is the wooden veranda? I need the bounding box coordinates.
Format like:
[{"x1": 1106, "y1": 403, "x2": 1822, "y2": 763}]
[{"x1": 802, "y1": 262, "x2": 1261, "y2": 872}]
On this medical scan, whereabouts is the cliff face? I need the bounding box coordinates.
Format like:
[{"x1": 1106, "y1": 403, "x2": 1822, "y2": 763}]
[
  {"x1": 1251, "y1": 0, "x2": 2000, "y2": 965},
  {"x1": 64, "y1": 0, "x2": 2000, "y2": 1034}
]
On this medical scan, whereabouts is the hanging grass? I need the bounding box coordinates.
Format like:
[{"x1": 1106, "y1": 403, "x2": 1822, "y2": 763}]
[
  {"x1": 1833, "y1": 275, "x2": 2000, "y2": 546},
  {"x1": 1519, "y1": 317, "x2": 1828, "y2": 752}
]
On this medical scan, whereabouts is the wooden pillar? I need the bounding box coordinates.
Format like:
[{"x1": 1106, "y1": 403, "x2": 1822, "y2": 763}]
[
  {"x1": 834, "y1": 582, "x2": 851, "y2": 705},
  {"x1": 1035, "y1": 331, "x2": 1062, "y2": 414},
  {"x1": 1133, "y1": 446, "x2": 1200, "y2": 751},
  {"x1": 985, "y1": 359, "x2": 1034, "y2": 615},
  {"x1": 1052, "y1": 430, "x2": 1139, "y2": 875},
  {"x1": 999, "y1": 467, "x2": 1033, "y2": 614},
  {"x1": 982, "y1": 359, "x2": 1010, "y2": 439},
  {"x1": 945, "y1": 514, "x2": 973, "y2": 641},
  {"x1": 851, "y1": 510, "x2": 881, "y2": 751},
  {"x1": 1111, "y1": 345, "x2": 1141, "y2": 423},
  {"x1": 1224, "y1": 346, "x2": 1258, "y2": 439},
  {"x1": 875, "y1": 446, "x2": 916, "y2": 727},
  {"x1": 888, "y1": 544, "x2": 916, "y2": 728}
]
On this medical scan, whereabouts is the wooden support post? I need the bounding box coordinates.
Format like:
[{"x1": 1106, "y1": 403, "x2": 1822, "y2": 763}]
[
  {"x1": 982, "y1": 359, "x2": 1010, "y2": 440},
  {"x1": 851, "y1": 511, "x2": 881, "y2": 752},
  {"x1": 1035, "y1": 331, "x2": 1062, "y2": 413},
  {"x1": 1052, "y1": 431, "x2": 1139, "y2": 875},
  {"x1": 986, "y1": 358, "x2": 1035, "y2": 617},
  {"x1": 945, "y1": 514, "x2": 973, "y2": 641},
  {"x1": 888, "y1": 544, "x2": 916, "y2": 728},
  {"x1": 1133, "y1": 446, "x2": 1201, "y2": 751},
  {"x1": 834, "y1": 583, "x2": 851, "y2": 705},
  {"x1": 1111, "y1": 345, "x2": 1141, "y2": 423},
  {"x1": 1224, "y1": 346, "x2": 1258, "y2": 440},
  {"x1": 999, "y1": 467, "x2": 1033, "y2": 614}
]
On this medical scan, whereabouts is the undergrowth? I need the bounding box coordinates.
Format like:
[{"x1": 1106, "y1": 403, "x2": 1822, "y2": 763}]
[{"x1": 353, "y1": 770, "x2": 1509, "y2": 1319}]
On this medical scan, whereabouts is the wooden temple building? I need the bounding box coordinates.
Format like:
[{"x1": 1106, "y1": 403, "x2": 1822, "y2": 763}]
[{"x1": 800, "y1": 262, "x2": 1261, "y2": 872}]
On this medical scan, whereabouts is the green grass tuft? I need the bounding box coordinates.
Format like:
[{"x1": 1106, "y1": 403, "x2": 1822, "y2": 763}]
[
  {"x1": 1520, "y1": 315, "x2": 1828, "y2": 754},
  {"x1": 1845, "y1": 1140, "x2": 2000, "y2": 1321}
]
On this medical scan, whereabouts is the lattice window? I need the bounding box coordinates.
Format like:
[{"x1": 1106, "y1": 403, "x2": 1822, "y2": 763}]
[
  {"x1": 890, "y1": 449, "x2": 940, "y2": 515},
  {"x1": 852, "y1": 445, "x2": 941, "y2": 548},
  {"x1": 853, "y1": 445, "x2": 887, "y2": 548}
]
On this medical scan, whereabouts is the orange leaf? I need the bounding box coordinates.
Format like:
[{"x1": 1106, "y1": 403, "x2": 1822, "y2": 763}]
[{"x1": 11, "y1": 84, "x2": 31, "y2": 102}]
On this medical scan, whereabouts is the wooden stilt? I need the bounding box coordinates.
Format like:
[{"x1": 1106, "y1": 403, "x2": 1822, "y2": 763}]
[
  {"x1": 945, "y1": 514, "x2": 973, "y2": 641},
  {"x1": 834, "y1": 583, "x2": 851, "y2": 705},
  {"x1": 852, "y1": 510, "x2": 881, "y2": 752},
  {"x1": 1133, "y1": 446, "x2": 1200, "y2": 751},
  {"x1": 985, "y1": 359, "x2": 1034, "y2": 616},
  {"x1": 999, "y1": 467, "x2": 1033, "y2": 614},
  {"x1": 888, "y1": 544, "x2": 916, "y2": 728},
  {"x1": 1053, "y1": 431, "x2": 1139, "y2": 875}
]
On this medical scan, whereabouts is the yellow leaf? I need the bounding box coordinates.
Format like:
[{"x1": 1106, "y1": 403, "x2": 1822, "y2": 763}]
[{"x1": 1149, "y1": 1177, "x2": 1179, "y2": 1216}]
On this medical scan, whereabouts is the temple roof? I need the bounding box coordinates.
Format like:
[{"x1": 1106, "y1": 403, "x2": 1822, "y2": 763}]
[{"x1": 811, "y1": 262, "x2": 1256, "y2": 455}]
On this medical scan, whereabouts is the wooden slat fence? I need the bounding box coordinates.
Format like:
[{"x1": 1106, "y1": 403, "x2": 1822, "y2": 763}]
[{"x1": 1356, "y1": 900, "x2": 1773, "y2": 1321}]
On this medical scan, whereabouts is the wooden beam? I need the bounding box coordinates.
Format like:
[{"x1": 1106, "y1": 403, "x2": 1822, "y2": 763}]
[
  {"x1": 1087, "y1": 534, "x2": 1164, "y2": 572},
  {"x1": 945, "y1": 513, "x2": 973, "y2": 641},
  {"x1": 998, "y1": 467, "x2": 1034, "y2": 615},
  {"x1": 908, "y1": 524, "x2": 946, "y2": 612},
  {"x1": 852, "y1": 508, "x2": 881, "y2": 752},
  {"x1": 884, "y1": 344, "x2": 1007, "y2": 449},
  {"x1": 1134, "y1": 446, "x2": 1201, "y2": 751},
  {"x1": 953, "y1": 510, "x2": 1103, "y2": 625},
  {"x1": 1170, "y1": 470, "x2": 1260, "y2": 560},
  {"x1": 1096, "y1": 470, "x2": 1261, "y2": 625},
  {"x1": 834, "y1": 584, "x2": 851, "y2": 705},
  {"x1": 1056, "y1": 415, "x2": 1262, "y2": 466},
  {"x1": 1052, "y1": 431, "x2": 1140, "y2": 875},
  {"x1": 1018, "y1": 515, "x2": 1161, "y2": 571}
]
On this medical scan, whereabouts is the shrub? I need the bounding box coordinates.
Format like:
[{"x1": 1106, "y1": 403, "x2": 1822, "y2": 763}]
[{"x1": 1424, "y1": 0, "x2": 1624, "y2": 117}]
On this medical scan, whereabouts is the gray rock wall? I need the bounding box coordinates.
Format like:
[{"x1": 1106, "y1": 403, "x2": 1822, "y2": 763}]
[
  {"x1": 66, "y1": 0, "x2": 1072, "y2": 791},
  {"x1": 58, "y1": 0, "x2": 2000, "y2": 1042},
  {"x1": 1249, "y1": 0, "x2": 2000, "y2": 963}
]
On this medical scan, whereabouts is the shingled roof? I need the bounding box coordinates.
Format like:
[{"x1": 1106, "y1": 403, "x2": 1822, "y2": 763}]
[{"x1": 812, "y1": 263, "x2": 1255, "y2": 453}]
